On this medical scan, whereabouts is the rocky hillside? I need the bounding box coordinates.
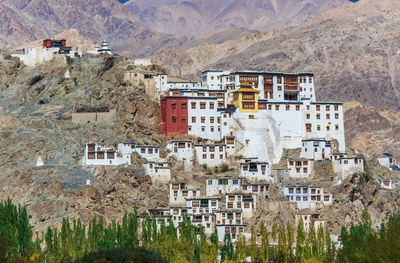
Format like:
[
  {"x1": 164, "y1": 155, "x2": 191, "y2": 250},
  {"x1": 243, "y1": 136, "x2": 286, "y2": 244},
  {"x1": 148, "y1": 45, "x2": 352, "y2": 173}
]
[
  {"x1": 153, "y1": 0, "x2": 400, "y2": 110},
  {"x1": 0, "y1": 51, "x2": 169, "y2": 230},
  {"x1": 125, "y1": 0, "x2": 348, "y2": 36}
]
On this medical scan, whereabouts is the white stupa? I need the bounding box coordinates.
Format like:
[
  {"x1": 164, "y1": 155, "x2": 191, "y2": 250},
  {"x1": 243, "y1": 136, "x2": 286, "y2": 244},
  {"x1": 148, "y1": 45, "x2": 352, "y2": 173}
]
[
  {"x1": 36, "y1": 153, "x2": 44, "y2": 167},
  {"x1": 64, "y1": 70, "x2": 70, "y2": 79},
  {"x1": 88, "y1": 40, "x2": 112, "y2": 55}
]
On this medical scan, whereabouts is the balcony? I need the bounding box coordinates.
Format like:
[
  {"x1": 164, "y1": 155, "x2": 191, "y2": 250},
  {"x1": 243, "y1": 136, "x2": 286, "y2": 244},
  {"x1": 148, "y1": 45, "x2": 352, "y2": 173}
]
[{"x1": 284, "y1": 85, "x2": 299, "y2": 91}]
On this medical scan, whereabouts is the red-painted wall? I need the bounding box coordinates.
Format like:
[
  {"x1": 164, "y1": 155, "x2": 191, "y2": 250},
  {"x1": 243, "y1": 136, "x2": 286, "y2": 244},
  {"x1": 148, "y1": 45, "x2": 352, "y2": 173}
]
[{"x1": 159, "y1": 96, "x2": 188, "y2": 136}]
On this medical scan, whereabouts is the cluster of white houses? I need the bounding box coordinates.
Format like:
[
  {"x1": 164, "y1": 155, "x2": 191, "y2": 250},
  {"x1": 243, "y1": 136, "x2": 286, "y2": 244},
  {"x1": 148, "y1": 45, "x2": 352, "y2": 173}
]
[{"x1": 80, "y1": 68, "x2": 400, "y2": 243}]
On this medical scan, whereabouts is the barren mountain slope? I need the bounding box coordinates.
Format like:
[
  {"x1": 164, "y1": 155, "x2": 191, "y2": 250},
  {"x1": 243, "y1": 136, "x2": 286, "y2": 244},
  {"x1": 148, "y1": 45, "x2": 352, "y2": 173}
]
[
  {"x1": 153, "y1": 0, "x2": 400, "y2": 109},
  {"x1": 0, "y1": 51, "x2": 170, "y2": 230},
  {"x1": 125, "y1": 0, "x2": 348, "y2": 36}
]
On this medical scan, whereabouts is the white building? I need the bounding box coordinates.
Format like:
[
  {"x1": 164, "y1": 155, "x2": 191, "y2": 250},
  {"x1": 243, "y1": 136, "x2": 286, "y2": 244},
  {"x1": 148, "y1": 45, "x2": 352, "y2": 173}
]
[
  {"x1": 206, "y1": 177, "x2": 244, "y2": 196},
  {"x1": 377, "y1": 153, "x2": 398, "y2": 170},
  {"x1": 224, "y1": 136, "x2": 237, "y2": 156},
  {"x1": 188, "y1": 97, "x2": 231, "y2": 140},
  {"x1": 240, "y1": 161, "x2": 273, "y2": 182},
  {"x1": 282, "y1": 184, "x2": 332, "y2": 210},
  {"x1": 143, "y1": 161, "x2": 171, "y2": 184},
  {"x1": 287, "y1": 159, "x2": 314, "y2": 179},
  {"x1": 296, "y1": 212, "x2": 325, "y2": 231},
  {"x1": 216, "y1": 210, "x2": 243, "y2": 226},
  {"x1": 224, "y1": 193, "x2": 257, "y2": 219},
  {"x1": 216, "y1": 224, "x2": 246, "y2": 243},
  {"x1": 301, "y1": 139, "x2": 332, "y2": 160},
  {"x1": 201, "y1": 70, "x2": 231, "y2": 89},
  {"x1": 169, "y1": 182, "x2": 201, "y2": 206},
  {"x1": 166, "y1": 141, "x2": 194, "y2": 161},
  {"x1": 186, "y1": 197, "x2": 220, "y2": 234},
  {"x1": 195, "y1": 143, "x2": 227, "y2": 167},
  {"x1": 333, "y1": 156, "x2": 364, "y2": 179},
  {"x1": 153, "y1": 74, "x2": 169, "y2": 97},
  {"x1": 84, "y1": 143, "x2": 131, "y2": 166},
  {"x1": 118, "y1": 143, "x2": 160, "y2": 160},
  {"x1": 380, "y1": 179, "x2": 394, "y2": 190}
]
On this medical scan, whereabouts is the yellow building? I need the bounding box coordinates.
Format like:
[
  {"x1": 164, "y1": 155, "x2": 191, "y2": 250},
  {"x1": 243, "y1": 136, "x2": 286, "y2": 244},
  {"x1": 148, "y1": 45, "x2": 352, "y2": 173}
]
[{"x1": 232, "y1": 87, "x2": 260, "y2": 113}]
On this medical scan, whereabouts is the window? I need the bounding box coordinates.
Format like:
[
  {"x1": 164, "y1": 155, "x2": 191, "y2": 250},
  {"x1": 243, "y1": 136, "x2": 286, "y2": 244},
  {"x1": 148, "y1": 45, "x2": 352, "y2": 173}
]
[
  {"x1": 202, "y1": 146, "x2": 207, "y2": 152},
  {"x1": 326, "y1": 114, "x2": 330, "y2": 119},
  {"x1": 210, "y1": 117, "x2": 214, "y2": 123},
  {"x1": 326, "y1": 126, "x2": 330, "y2": 131},
  {"x1": 303, "y1": 167, "x2": 308, "y2": 173},
  {"x1": 296, "y1": 188, "x2": 301, "y2": 194},
  {"x1": 275, "y1": 105, "x2": 280, "y2": 110},
  {"x1": 182, "y1": 191, "x2": 188, "y2": 196},
  {"x1": 201, "y1": 117, "x2": 205, "y2": 123},
  {"x1": 148, "y1": 148, "x2": 153, "y2": 154},
  {"x1": 211, "y1": 201, "x2": 216, "y2": 206},
  {"x1": 172, "y1": 116, "x2": 176, "y2": 123},
  {"x1": 244, "y1": 203, "x2": 250, "y2": 208},
  {"x1": 316, "y1": 114, "x2": 320, "y2": 119},
  {"x1": 181, "y1": 102, "x2": 187, "y2": 109},
  {"x1": 335, "y1": 125, "x2": 339, "y2": 130},
  {"x1": 200, "y1": 102, "x2": 206, "y2": 109},
  {"x1": 210, "y1": 154, "x2": 214, "y2": 159},
  {"x1": 289, "y1": 161, "x2": 294, "y2": 166},
  {"x1": 201, "y1": 126, "x2": 205, "y2": 132},
  {"x1": 171, "y1": 102, "x2": 176, "y2": 109},
  {"x1": 286, "y1": 105, "x2": 290, "y2": 110},
  {"x1": 268, "y1": 104, "x2": 272, "y2": 110},
  {"x1": 306, "y1": 114, "x2": 310, "y2": 119},
  {"x1": 303, "y1": 161, "x2": 308, "y2": 165},
  {"x1": 97, "y1": 152, "x2": 104, "y2": 159},
  {"x1": 233, "y1": 180, "x2": 238, "y2": 184},
  {"x1": 303, "y1": 196, "x2": 308, "y2": 201},
  {"x1": 303, "y1": 188, "x2": 308, "y2": 193},
  {"x1": 317, "y1": 125, "x2": 321, "y2": 131},
  {"x1": 242, "y1": 102, "x2": 255, "y2": 109},
  {"x1": 88, "y1": 153, "x2": 95, "y2": 159},
  {"x1": 326, "y1": 105, "x2": 330, "y2": 111},
  {"x1": 334, "y1": 105, "x2": 339, "y2": 111},
  {"x1": 306, "y1": 124, "x2": 311, "y2": 132},
  {"x1": 217, "y1": 117, "x2": 221, "y2": 123},
  {"x1": 289, "y1": 188, "x2": 294, "y2": 194},
  {"x1": 141, "y1": 148, "x2": 145, "y2": 153},
  {"x1": 237, "y1": 202, "x2": 241, "y2": 208},
  {"x1": 181, "y1": 116, "x2": 186, "y2": 123},
  {"x1": 296, "y1": 196, "x2": 301, "y2": 201},
  {"x1": 191, "y1": 102, "x2": 196, "y2": 109},
  {"x1": 296, "y1": 105, "x2": 300, "y2": 111},
  {"x1": 316, "y1": 105, "x2": 320, "y2": 111},
  {"x1": 309, "y1": 77, "x2": 312, "y2": 83},
  {"x1": 209, "y1": 103, "x2": 214, "y2": 109},
  {"x1": 296, "y1": 167, "x2": 301, "y2": 173},
  {"x1": 192, "y1": 117, "x2": 196, "y2": 123},
  {"x1": 210, "y1": 126, "x2": 214, "y2": 132},
  {"x1": 209, "y1": 146, "x2": 215, "y2": 152},
  {"x1": 174, "y1": 191, "x2": 178, "y2": 196},
  {"x1": 324, "y1": 195, "x2": 330, "y2": 201},
  {"x1": 202, "y1": 154, "x2": 207, "y2": 159}
]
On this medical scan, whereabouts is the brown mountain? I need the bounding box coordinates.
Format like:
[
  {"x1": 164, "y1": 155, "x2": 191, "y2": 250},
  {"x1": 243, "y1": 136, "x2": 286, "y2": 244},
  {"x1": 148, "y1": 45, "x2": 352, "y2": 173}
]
[
  {"x1": 125, "y1": 0, "x2": 348, "y2": 36},
  {"x1": 153, "y1": 0, "x2": 400, "y2": 110}
]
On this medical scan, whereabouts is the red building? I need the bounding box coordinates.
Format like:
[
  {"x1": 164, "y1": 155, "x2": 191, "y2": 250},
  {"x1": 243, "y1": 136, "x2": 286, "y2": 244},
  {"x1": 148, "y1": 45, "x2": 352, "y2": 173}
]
[
  {"x1": 159, "y1": 96, "x2": 188, "y2": 136},
  {"x1": 42, "y1": 39, "x2": 67, "y2": 48}
]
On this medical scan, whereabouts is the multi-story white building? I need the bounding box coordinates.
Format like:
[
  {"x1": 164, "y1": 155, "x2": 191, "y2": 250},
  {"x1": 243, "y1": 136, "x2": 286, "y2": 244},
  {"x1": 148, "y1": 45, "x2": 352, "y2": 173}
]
[
  {"x1": 201, "y1": 70, "x2": 231, "y2": 89},
  {"x1": 216, "y1": 224, "x2": 247, "y2": 243},
  {"x1": 169, "y1": 182, "x2": 201, "y2": 206},
  {"x1": 295, "y1": 212, "x2": 325, "y2": 231},
  {"x1": 143, "y1": 161, "x2": 171, "y2": 184},
  {"x1": 206, "y1": 177, "x2": 244, "y2": 196},
  {"x1": 188, "y1": 97, "x2": 231, "y2": 140},
  {"x1": 282, "y1": 184, "x2": 332, "y2": 210},
  {"x1": 186, "y1": 197, "x2": 220, "y2": 234},
  {"x1": 118, "y1": 143, "x2": 160, "y2": 160},
  {"x1": 195, "y1": 143, "x2": 227, "y2": 167},
  {"x1": 301, "y1": 139, "x2": 332, "y2": 160},
  {"x1": 240, "y1": 161, "x2": 272, "y2": 182},
  {"x1": 287, "y1": 159, "x2": 314, "y2": 179},
  {"x1": 224, "y1": 194, "x2": 257, "y2": 219}
]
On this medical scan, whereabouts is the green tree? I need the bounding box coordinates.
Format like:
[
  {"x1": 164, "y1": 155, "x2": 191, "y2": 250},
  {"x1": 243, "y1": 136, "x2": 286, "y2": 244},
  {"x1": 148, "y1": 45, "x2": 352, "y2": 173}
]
[
  {"x1": 296, "y1": 217, "x2": 306, "y2": 261},
  {"x1": 221, "y1": 233, "x2": 234, "y2": 262},
  {"x1": 260, "y1": 222, "x2": 269, "y2": 262},
  {"x1": 235, "y1": 234, "x2": 247, "y2": 263},
  {"x1": 249, "y1": 226, "x2": 259, "y2": 262}
]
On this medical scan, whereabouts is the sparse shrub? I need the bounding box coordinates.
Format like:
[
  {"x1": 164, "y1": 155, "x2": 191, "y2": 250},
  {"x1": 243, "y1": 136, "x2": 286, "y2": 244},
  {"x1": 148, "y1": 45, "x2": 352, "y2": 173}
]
[
  {"x1": 214, "y1": 166, "x2": 219, "y2": 173},
  {"x1": 364, "y1": 173, "x2": 370, "y2": 181},
  {"x1": 202, "y1": 163, "x2": 208, "y2": 170}
]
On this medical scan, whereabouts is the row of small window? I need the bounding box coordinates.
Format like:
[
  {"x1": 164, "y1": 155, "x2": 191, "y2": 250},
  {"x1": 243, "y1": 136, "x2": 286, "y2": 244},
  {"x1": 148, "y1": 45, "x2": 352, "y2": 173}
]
[
  {"x1": 303, "y1": 147, "x2": 328, "y2": 152},
  {"x1": 170, "y1": 101, "x2": 220, "y2": 110},
  {"x1": 202, "y1": 146, "x2": 224, "y2": 152},
  {"x1": 191, "y1": 116, "x2": 220, "y2": 124},
  {"x1": 315, "y1": 125, "x2": 340, "y2": 131},
  {"x1": 227, "y1": 202, "x2": 251, "y2": 209},
  {"x1": 192, "y1": 200, "x2": 217, "y2": 207},
  {"x1": 201, "y1": 154, "x2": 225, "y2": 160},
  {"x1": 289, "y1": 160, "x2": 309, "y2": 166},
  {"x1": 307, "y1": 113, "x2": 340, "y2": 119},
  {"x1": 340, "y1": 159, "x2": 361, "y2": 165},
  {"x1": 294, "y1": 167, "x2": 309, "y2": 173},
  {"x1": 139, "y1": 148, "x2": 158, "y2": 154},
  {"x1": 189, "y1": 126, "x2": 223, "y2": 132},
  {"x1": 208, "y1": 179, "x2": 239, "y2": 185},
  {"x1": 288, "y1": 188, "x2": 320, "y2": 194},
  {"x1": 289, "y1": 195, "x2": 330, "y2": 201},
  {"x1": 88, "y1": 152, "x2": 115, "y2": 159},
  {"x1": 173, "y1": 190, "x2": 197, "y2": 197},
  {"x1": 224, "y1": 227, "x2": 244, "y2": 235}
]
